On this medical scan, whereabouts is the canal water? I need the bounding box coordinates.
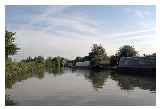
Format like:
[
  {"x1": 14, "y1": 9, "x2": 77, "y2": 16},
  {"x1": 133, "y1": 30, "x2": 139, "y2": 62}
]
[{"x1": 6, "y1": 68, "x2": 156, "y2": 106}]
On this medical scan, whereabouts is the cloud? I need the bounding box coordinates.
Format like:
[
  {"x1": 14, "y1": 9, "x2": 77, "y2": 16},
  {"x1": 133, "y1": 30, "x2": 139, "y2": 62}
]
[
  {"x1": 134, "y1": 10, "x2": 145, "y2": 18},
  {"x1": 124, "y1": 7, "x2": 151, "y2": 19},
  {"x1": 106, "y1": 28, "x2": 155, "y2": 39},
  {"x1": 7, "y1": 6, "x2": 156, "y2": 60},
  {"x1": 9, "y1": 6, "x2": 104, "y2": 60},
  {"x1": 13, "y1": 29, "x2": 94, "y2": 60},
  {"x1": 11, "y1": 6, "x2": 101, "y2": 39}
]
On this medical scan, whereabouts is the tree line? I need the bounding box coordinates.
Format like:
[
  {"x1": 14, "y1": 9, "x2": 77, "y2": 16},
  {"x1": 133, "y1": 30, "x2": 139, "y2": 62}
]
[
  {"x1": 5, "y1": 30, "x2": 156, "y2": 67},
  {"x1": 71, "y1": 44, "x2": 139, "y2": 67}
]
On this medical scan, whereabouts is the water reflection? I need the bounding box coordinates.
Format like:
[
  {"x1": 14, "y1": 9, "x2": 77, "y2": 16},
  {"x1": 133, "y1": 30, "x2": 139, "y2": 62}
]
[
  {"x1": 46, "y1": 66, "x2": 64, "y2": 76},
  {"x1": 6, "y1": 63, "x2": 44, "y2": 89},
  {"x1": 6, "y1": 65, "x2": 156, "y2": 92},
  {"x1": 5, "y1": 64, "x2": 65, "y2": 106},
  {"x1": 110, "y1": 71, "x2": 156, "y2": 91},
  {"x1": 71, "y1": 69, "x2": 155, "y2": 92},
  {"x1": 6, "y1": 63, "x2": 65, "y2": 89},
  {"x1": 5, "y1": 95, "x2": 17, "y2": 106},
  {"x1": 6, "y1": 66, "x2": 156, "y2": 105},
  {"x1": 84, "y1": 70, "x2": 109, "y2": 91}
]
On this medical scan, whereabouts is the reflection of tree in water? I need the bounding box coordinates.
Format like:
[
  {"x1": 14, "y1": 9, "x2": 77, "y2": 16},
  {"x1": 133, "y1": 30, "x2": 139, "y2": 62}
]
[
  {"x1": 110, "y1": 71, "x2": 156, "y2": 91},
  {"x1": 45, "y1": 57, "x2": 64, "y2": 76},
  {"x1": 6, "y1": 62, "x2": 45, "y2": 89},
  {"x1": 5, "y1": 95, "x2": 16, "y2": 106},
  {"x1": 46, "y1": 66, "x2": 64, "y2": 76},
  {"x1": 33, "y1": 63, "x2": 45, "y2": 79},
  {"x1": 6, "y1": 61, "x2": 65, "y2": 89},
  {"x1": 6, "y1": 56, "x2": 65, "y2": 88},
  {"x1": 84, "y1": 70, "x2": 109, "y2": 91}
]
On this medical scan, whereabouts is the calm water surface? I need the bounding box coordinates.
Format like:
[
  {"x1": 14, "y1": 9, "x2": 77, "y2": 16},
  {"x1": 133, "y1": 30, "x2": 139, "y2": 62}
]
[{"x1": 6, "y1": 68, "x2": 156, "y2": 106}]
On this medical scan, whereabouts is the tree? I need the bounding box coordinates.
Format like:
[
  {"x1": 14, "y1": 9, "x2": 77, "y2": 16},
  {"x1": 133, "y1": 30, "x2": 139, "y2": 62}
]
[
  {"x1": 34, "y1": 56, "x2": 44, "y2": 63},
  {"x1": 60, "y1": 57, "x2": 64, "y2": 67},
  {"x1": 88, "y1": 44, "x2": 107, "y2": 67},
  {"x1": 5, "y1": 30, "x2": 19, "y2": 59},
  {"x1": 152, "y1": 53, "x2": 156, "y2": 56},
  {"x1": 45, "y1": 57, "x2": 52, "y2": 67},
  {"x1": 110, "y1": 55, "x2": 118, "y2": 66},
  {"x1": 117, "y1": 45, "x2": 138, "y2": 57},
  {"x1": 75, "y1": 57, "x2": 82, "y2": 62},
  {"x1": 82, "y1": 56, "x2": 90, "y2": 61}
]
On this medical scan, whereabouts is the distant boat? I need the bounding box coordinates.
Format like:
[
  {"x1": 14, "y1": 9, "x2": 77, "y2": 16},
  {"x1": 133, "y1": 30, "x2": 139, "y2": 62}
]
[
  {"x1": 118, "y1": 56, "x2": 156, "y2": 75},
  {"x1": 74, "y1": 61, "x2": 91, "y2": 68}
]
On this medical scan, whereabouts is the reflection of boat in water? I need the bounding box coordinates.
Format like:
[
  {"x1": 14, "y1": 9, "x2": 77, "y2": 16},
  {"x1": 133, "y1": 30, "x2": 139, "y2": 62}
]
[
  {"x1": 111, "y1": 71, "x2": 156, "y2": 91},
  {"x1": 72, "y1": 68, "x2": 156, "y2": 92},
  {"x1": 91, "y1": 65, "x2": 103, "y2": 69}
]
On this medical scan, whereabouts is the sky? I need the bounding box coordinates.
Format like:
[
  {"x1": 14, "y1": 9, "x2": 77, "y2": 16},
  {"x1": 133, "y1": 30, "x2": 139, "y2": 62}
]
[{"x1": 6, "y1": 5, "x2": 156, "y2": 60}]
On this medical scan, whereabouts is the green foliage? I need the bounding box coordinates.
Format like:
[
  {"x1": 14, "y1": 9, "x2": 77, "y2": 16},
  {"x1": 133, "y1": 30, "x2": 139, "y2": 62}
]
[
  {"x1": 34, "y1": 56, "x2": 44, "y2": 64},
  {"x1": 117, "y1": 45, "x2": 138, "y2": 57},
  {"x1": 74, "y1": 56, "x2": 90, "y2": 63},
  {"x1": 110, "y1": 55, "x2": 118, "y2": 66},
  {"x1": 5, "y1": 30, "x2": 19, "y2": 59},
  {"x1": 5, "y1": 55, "x2": 65, "y2": 88},
  {"x1": 5, "y1": 61, "x2": 34, "y2": 88},
  {"x1": 88, "y1": 44, "x2": 108, "y2": 66},
  {"x1": 45, "y1": 57, "x2": 53, "y2": 68},
  {"x1": 75, "y1": 57, "x2": 82, "y2": 62}
]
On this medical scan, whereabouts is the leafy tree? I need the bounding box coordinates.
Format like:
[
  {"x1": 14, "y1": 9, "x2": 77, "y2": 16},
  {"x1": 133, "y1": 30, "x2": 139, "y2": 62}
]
[
  {"x1": 152, "y1": 53, "x2": 156, "y2": 56},
  {"x1": 117, "y1": 45, "x2": 138, "y2": 57},
  {"x1": 45, "y1": 57, "x2": 53, "y2": 67},
  {"x1": 60, "y1": 57, "x2": 64, "y2": 67},
  {"x1": 82, "y1": 56, "x2": 90, "y2": 61},
  {"x1": 110, "y1": 55, "x2": 118, "y2": 66},
  {"x1": 75, "y1": 57, "x2": 82, "y2": 62},
  {"x1": 21, "y1": 56, "x2": 33, "y2": 62},
  {"x1": 88, "y1": 44, "x2": 107, "y2": 67},
  {"x1": 34, "y1": 56, "x2": 44, "y2": 63},
  {"x1": 5, "y1": 30, "x2": 19, "y2": 59}
]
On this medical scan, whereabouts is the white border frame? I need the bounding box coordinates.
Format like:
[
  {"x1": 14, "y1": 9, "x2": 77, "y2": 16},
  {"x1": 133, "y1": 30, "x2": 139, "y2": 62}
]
[{"x1": 0, "y1": 0, "x2": 159, "y2": 109}]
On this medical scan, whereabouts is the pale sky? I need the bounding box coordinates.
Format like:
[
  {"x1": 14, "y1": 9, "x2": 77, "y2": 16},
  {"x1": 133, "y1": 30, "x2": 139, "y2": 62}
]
[{"x1": 6, "y1": 5, "x2": 156, "y2": 60}]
